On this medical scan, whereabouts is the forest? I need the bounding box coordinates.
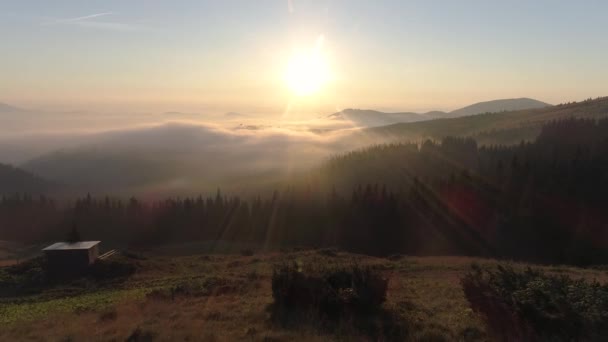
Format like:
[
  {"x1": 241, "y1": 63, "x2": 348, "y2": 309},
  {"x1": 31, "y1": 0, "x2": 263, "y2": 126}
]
[{"x1": 2, "y1": 118, "x2": 607, "y2": 266}]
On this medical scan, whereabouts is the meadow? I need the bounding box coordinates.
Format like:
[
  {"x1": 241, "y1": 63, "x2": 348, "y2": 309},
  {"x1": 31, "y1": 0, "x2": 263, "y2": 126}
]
[{"x1": 2, "y1": 248, "x2": 607, "y2": 341}]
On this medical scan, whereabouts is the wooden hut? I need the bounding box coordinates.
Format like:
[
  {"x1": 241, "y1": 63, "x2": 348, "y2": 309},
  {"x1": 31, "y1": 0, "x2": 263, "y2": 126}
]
[{"x1": 42, "y1": 241, "x2": 100, "y2": 274}]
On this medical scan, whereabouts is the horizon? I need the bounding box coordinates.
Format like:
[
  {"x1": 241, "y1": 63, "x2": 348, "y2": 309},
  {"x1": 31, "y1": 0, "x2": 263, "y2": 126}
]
[
  {"x1": 1, "y1": 95, "x2": 556, "y2": 116},
  {"x1": 2, "y1": 1, "x2": 608, "y2": 116},
  {"x1": 4, "y1": 3, "x2": 608, "y2": 340}
]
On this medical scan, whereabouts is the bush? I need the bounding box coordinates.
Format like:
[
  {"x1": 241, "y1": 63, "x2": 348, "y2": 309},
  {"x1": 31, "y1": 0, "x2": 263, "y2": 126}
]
[
  {"x1": 0, "y1": 257, "x2": 48, "y2": 297},
  {"x1": 461, "y1": 263, "x2": 608, "y2": 341},
  {"x1": 270, "y1": 262, "x2": 406, "y2": 339},
  {"x1": 88, "y1": 255, "x2": 137, "y2": 281},
  {"x1": 272, "y1": 262, "x2": 388, "y2": 319}
]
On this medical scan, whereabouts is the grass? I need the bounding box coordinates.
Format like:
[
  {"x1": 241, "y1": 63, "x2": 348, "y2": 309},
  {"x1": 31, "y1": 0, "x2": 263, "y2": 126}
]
[
  {"x1": 1, "y1": 250, "x2": 607, "y2": 341},
  {"x1": 0, "y1": 288, "x2": 147, "y2": 324}
]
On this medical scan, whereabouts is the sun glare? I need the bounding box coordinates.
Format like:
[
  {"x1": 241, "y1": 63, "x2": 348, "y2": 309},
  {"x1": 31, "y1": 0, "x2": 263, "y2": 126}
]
[{"x1": 284, "y1": 36, "x2": 331, "y2": 97}]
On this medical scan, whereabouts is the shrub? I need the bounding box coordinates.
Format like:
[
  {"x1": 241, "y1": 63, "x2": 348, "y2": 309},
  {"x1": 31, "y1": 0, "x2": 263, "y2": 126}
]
[
  {"x1": 462, "y1": 263, "x2": 608, "y2": 340},
  {"x1": 271, "y1": 262, "x2": 388, "y2": 319},
  {"x1": 88, "y1": 255, "x2": 137, "y2": 281},
  {"x1": 0, "y1": 257, "x2": 48, "y2": 297},
  {"x1": 270, "y1": 262, "x2": 406, "y2": 339}
]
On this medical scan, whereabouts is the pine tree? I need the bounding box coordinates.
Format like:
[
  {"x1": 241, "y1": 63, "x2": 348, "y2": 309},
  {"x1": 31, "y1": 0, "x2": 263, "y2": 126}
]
[{"x1": 67, "y1": 223, "x2": 81, "y2": 243}]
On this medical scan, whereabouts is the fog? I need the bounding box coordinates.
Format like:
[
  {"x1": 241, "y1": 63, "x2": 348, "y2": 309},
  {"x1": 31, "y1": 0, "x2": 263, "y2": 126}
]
[{"x1": 0, "y1": 104, "x2": 388, "y2": 195}]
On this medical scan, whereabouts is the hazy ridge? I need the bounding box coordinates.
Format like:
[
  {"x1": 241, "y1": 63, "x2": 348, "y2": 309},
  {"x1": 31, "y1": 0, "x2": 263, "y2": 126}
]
[
  {"x1": 1, "y1": 97, "x2": 606, "y2": 195},
  {"x1": 325, "y1": 98, "x2": 550, "y2": 127}
]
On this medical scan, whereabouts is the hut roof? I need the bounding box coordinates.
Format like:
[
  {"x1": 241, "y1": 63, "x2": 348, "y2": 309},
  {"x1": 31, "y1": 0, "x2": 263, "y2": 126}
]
[{"x1": 42, "y1": 241, "x2": 101, "y2": 251}]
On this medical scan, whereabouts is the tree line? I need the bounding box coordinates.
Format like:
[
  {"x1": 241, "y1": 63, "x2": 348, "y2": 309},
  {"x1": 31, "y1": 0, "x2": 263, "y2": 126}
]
[{"x1": 1, "y1": 118, "x2": 608, "y2": 265}]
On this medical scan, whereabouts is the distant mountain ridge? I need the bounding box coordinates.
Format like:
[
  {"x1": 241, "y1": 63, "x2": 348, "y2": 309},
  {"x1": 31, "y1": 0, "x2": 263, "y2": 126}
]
[
  {"x1": 448, "y1": 98, "x2": 550, "y2": 118},
  {"x1": 361, "y1": 96, "x2": 608, "y2": 146},
  {"x1": 9, "y1": 97, "x2": 604, "y2": 196},
  {"x1": 0, "y1": 102, "x2": 23, "y2": 113},
  {"x1": 325, "y1": 109, "x2": 429, "y2": 127},
  {"x1": 326, "y1": 98, "x2": 550, "y2": 127},
  {"x1": 0, "y1": 163, "x2": 55, "y2": 194}
]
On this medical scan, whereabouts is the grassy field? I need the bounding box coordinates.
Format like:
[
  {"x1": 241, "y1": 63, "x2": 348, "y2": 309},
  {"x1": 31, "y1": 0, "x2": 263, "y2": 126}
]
[{"x1": 1, "y1": 249, "x2": 607, "y2": 341}]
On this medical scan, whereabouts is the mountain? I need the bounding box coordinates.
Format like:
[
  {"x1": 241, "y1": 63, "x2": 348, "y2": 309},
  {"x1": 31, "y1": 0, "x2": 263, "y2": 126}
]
[
  {"x1": 446, "y1": 98, "x2": 550, "y2": 118},
  {"x1": 0, "y1": 102, "x2": 23, "y2": 113},
  {"x1": 325, "y1": 98, "x2": 549, "y2": 128},
  {"x1": 12, "y1": 98, "x2": 606, "y2": 194},
  {"x1": 0, "y1": 163, "x2": 55, "y2": 194},
  {"x1": 20, "y1": 123, "x2": 339, "y2": 194},
  {"x1": 359, "y1": 97, "x2": 608, "y2": 145},
  {"x1": 325, "y1": 109, "x2": 431, "y2": 127}
]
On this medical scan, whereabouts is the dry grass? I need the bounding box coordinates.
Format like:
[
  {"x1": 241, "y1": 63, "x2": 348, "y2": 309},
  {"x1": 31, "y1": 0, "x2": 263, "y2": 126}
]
[{"x1": 1, "y1": 250, "x2": 607, "y2": 341}]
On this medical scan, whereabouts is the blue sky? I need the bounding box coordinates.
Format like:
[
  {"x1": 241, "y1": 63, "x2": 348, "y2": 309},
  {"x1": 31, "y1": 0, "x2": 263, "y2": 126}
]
[{"x1": 1, "y1": 0, "x2": 607, "y2": 114}]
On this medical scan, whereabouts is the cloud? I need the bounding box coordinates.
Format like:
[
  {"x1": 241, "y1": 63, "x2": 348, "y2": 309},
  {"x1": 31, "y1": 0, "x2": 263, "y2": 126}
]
[
  {"x1": 44, "y1": 12, "x2": 114, "y2": 25},
  {"x1": 41, "y1": 12, "x2": 146, "y2": 32},
  {"x1": 73, "y1": 21, "x2": 143, "y2": 32},
  {"x1": 12, "y1": 122, "x2": 356, "y2": 193}
]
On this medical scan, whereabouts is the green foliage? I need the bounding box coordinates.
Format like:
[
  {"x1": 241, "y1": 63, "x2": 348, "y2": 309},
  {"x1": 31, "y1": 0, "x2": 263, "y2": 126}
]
[
  {"x1": 88, "y1": 256, "x2": 137, "y2": 281},
  {"x1": 0, "y1": 257, "x2": 48, "y2": 297},
  {"x1": 1, "y1": 254, "x2": 137, "y2": 304},
  {"x1": 272, "y1": 262, "x2": 388, "y2": 318},
  {"x1": 462, "y1": 263, "x2": 608, "y2": 340},
  {"x1": 0, "y1": 288, "x2": 146, "y2": 324},
  {"x1": 270, "y1": 262, "x2": 409, "y2": 339}
]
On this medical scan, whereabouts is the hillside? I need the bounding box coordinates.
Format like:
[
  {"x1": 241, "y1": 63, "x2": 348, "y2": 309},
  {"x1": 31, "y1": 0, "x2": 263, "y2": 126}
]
[
  {"x1": 325, "y1": 109, "x2": 431, "y2": 126},
  {"x1": 0, "y1": 163, "x2": 55, "y2": 195},
  {"x1": 18, "y1": 123, "x2": 327, "y2": 195},
  {"x1": 360, "y1": 97, "x2": 608, "y2": 145},
  {"x1": 1, "y1": 249, "x2": 606, "y2": 341},
  {"x1": 326, "y1": 98, "x2": 550, "y2": 128},
  {"x1": 446, "y1": 98, "x2": 549, "y2": 118},
  {"x1": 21, "y1": 150, "x2": 177, "y2": 190},
  {"x1": 0, "y1": 103, "x2": 22, "y2": 113}
]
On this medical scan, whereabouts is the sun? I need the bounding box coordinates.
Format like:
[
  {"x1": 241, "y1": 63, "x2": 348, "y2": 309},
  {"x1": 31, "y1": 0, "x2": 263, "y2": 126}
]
[{"x1": 284, "y1": 36, "x2": 331, "y2": 97}]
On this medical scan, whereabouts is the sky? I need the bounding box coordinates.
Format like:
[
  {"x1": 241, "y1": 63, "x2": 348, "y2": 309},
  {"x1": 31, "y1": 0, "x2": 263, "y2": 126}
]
[{"x1": 1, "y1": 0, "x2": 608, "y2": 116}]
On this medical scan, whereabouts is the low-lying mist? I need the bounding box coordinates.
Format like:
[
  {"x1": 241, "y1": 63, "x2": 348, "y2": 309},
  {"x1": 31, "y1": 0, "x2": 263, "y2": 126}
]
[{"x1": 0, "y1": 110, "x2": 378, "y2": 196}]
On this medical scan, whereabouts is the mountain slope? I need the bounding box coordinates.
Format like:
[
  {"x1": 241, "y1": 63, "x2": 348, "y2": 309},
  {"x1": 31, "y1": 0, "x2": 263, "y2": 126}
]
[
  {"x1": 0, "y1": 103, "x2": 23, "y2": 113},
  {"x1": 20, "y1": 123, "x2": 337, "y2": 194},
  {"x1": 326, "y1": 98, "x2": 549, "y2": 127},
  {"x1": 447, "y1": 98, "x2": 550, "y2": 118},
  {"x1": 359, "y1": 97, "x2": 608, "y2": 145},
  {"x1": 0, "y1": 163, "x2": 55, "y2": 194},
  {"x1": 325, "y1": 108, "x2": 431, "y2": 126}
]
